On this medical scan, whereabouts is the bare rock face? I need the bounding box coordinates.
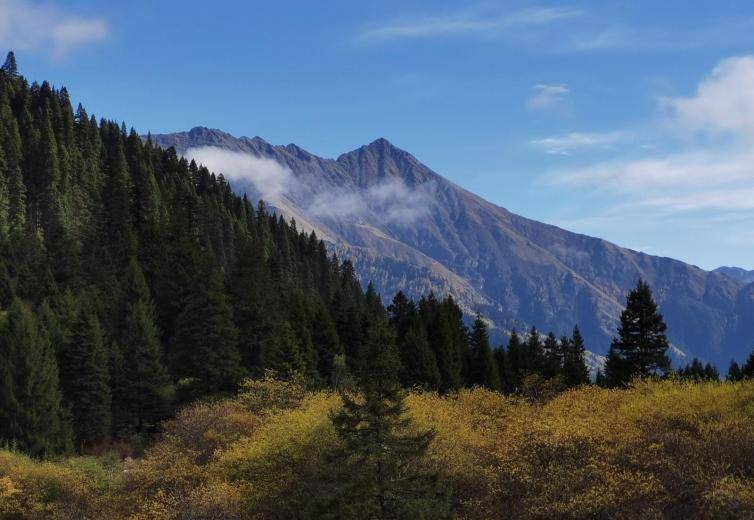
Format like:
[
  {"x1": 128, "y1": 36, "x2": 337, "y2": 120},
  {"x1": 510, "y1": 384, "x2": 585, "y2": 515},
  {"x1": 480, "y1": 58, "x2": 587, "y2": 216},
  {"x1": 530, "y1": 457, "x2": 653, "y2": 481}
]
[{"x1": 149, "y1": 127, "x2": 753, "y2": 367}]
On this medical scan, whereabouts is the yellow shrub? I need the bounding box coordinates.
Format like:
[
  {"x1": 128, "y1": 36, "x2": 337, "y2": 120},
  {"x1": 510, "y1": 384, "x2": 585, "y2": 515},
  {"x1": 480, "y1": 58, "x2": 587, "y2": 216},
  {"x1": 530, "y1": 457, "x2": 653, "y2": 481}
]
[{"x1": 2, "y1": 380, "x2": 754, "y2": 519}]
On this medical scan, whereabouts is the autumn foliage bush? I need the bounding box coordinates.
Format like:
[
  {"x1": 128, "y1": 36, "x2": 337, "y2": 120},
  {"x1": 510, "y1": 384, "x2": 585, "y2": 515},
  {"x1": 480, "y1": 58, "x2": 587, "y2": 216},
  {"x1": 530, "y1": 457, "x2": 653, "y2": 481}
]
[{"x1": 1, "y1": 378, "x2": 753, "y2": 519}]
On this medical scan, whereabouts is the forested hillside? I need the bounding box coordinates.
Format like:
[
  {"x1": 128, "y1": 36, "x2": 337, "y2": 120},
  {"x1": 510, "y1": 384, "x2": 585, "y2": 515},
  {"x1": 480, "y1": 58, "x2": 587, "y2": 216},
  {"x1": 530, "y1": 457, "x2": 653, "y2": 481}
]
[
  {"x1": 0, "y1": 56, "x2": 385, "y2": 454},
  {"x1": 0, "y1": 55, "x2": 592, "y2": 457}
]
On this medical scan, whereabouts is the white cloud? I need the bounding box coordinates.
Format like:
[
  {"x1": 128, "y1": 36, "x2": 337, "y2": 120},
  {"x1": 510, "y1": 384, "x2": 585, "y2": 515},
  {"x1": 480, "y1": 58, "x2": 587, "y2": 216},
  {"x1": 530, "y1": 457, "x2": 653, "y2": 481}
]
[
  {"x1": 185, "y1": 147, "x2": 294, "y2": 202},
  {"x1": 186, "y1": 146, "x2": 434, "y2": 228},
  {"x1": 547, "y1": 55, "x2": 754, "y2": 221},
  {"x1": 662, "y1": 56, "x2": 754, "y2": 139},
  {"x1": 308, "y1": 178, "x2": 434, "y2": 227},
  {"x1": 0, "y1": 0, "x2": 108, "y2": 57},
  {"x1": 526, "y1": 83, "x2": 570, "y2": 112},
  {"x1": 531, "y1": 131, "x2": 625, "y2": 155},
  {"x1": 358, "y1": 6, "x2": 582, "y2": 42}
]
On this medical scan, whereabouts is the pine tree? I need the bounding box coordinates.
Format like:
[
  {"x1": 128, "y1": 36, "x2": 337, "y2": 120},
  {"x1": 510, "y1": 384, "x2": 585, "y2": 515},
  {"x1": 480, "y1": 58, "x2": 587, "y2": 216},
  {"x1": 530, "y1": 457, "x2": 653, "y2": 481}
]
[
  {"x1": 506, "y1": 329, "x2": 525, "y2": 390},
  {"x1": 60, "y1": 307, "x2": 111, "y2": 448},
  {"x1": 524, "y1": 326, "x2": 544, "y2": 375},
  {"x1": 741, "y1": 350, "x2": 754, "y2": 379},
  {"x1": 112, "y1": 259, "x2": 170, "y2": 436},
  {"x1": 0, "y1": 298, "x2": 70, "y2": 455},
  {"x1": 562, "y1": 325, "x2": 590, "y2": 387},
  {"x1": 727, "y1": 361, "x2": 744, "y2": 382},
  {"x1": 467, "y1": 313, "x2": 500, "y2": 390},
  {"x1": 1, "y1": 52, "x2": 17, "y2": 76},
  {"x1": 322, "y1": 319, "x2": 449, "y2": 518},
  {"x1": 389, "y1": 292, "x2": 440, "y2": 390},
  {"x1": 604, "y1": 280, "x2": 671, "y2": 387},
  {"x1": 542, "y1": 332, "x2": 563, "y2": 379},
  {"x1": 171, "y1": 269, "x2": 244, "y2": 395}
]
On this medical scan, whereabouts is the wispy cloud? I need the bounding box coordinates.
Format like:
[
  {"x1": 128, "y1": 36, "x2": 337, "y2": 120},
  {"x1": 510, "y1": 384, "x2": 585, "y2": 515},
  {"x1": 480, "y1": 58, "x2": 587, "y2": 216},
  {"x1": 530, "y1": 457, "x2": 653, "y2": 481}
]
[
  {"x1": 358, "y1": 6, "x2": 582, "y2": 43},
  {"x1": 186, "y1": 146, "x2": 434, "y2": 228},
  {"x1": 186, "y1": 147, "x2": 294, "y2": 202},
  {"x1": 531, "y1": 131, "x2": 626, "y2": 155},
  {"x1": 0, "y1": 0, "x2": 108, "y2": 58},
  {"x1": 547, "y1": 55, "x2": 754, "y2": 220},
  {"x1": 308, "y1": 178, "x2": 435, "y2": 227},
  {"x1": 661, "y1": 55, "x2": 754, "y2": 138},
  {"x1": 526, "y1": 83, "x2": 570, "y2": 112}
]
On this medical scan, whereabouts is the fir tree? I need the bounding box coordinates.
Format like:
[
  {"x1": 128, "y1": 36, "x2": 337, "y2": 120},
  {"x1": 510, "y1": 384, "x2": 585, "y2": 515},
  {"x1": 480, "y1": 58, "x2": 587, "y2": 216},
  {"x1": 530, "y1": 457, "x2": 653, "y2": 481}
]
[
  {"x1": 171, "y1": 269, "x2": 244, "y2": 395},
  {"x1": 389, "y1": 292, "x2": 440, "y2": 390},
  {"x1": 467, "y1": 313, "x2": 500, "y2": 390},
  {"x1": 727, "y1": 361, "x2": 743, "y2": 382},
  {"x1": 112, "y1": 259, "x2": 170, "y2": 436},
  {"x1": 322, "y1": 319, "x2": 449, "y2": 519},
  {"x1": 604, "y1": 280, "x2": 671, "y2": 387},
  {"x1": 60, "y1": 307, "x2": 111, "y2": 448},
  {"x1": 542, "y1": 332, "x2": 563, "y2": 379},
  {"x1": 562, "y1": 325, "x2": 590, "y2": 387},
  {"x1": 506, "y1": 329, "x2": 525, "y2": 390},
  {"x1": 0, "y1": 298, "x2": 70, "y2": 455},
  {"x1": 524, "y1": 326, "x2": 545, "y2": 375},
  {"x1": 1, "y1": 51, "x2": 17, "y2": 76},
  {"x1": 741, "y1": 350, "x2": 754, "y2": 379}
]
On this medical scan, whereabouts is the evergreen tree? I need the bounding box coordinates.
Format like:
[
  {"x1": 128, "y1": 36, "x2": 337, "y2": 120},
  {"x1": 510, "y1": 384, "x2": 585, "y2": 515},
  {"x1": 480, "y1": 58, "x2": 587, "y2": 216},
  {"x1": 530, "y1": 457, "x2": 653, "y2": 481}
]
[
  {"x1": 322, "y1": 319, "x2": 449, "y2": 519},
  {"x1": 506, "y1": 329, "x2": 525, "y2": 390},
  {"x1": 542, "y1": 332, "x2": 563, "y2": 379},
  {"x1": 389, "y1": 292, "x2": 440, "y2": 390},
  {"x1": 111, "y1": 258, "x2": 170, "y2": 436},
  {"x1": 742, "y1": 350, "x2": 754, "y2": 379},
  {"x1": 562, "y1": 325, "x2": 590, "y2": 387},
  {"x1": 0, "y1": 298, "x2": 70, "y2": 455},
  {"x1": 467, "y1": 313, "x2": 500, "y2": 390},
  {"x1": 604, "y1": 280, "x2": 671, "y2": 387},
  {"x1": 171, "y1": 269, "x2": 244, "y2": 395},
  {"x1": 494, "y1": 345, "x2": 514, "y2": 393},
  {"x1": 727, "y1": 361, "x2": 744, "y2": 382},
  {"x1": 1, "y1": 51, "x2": 17, "y2": 76},
  {"x1": 60, "y1": 307, "x2": 111, "y2": 449},
  {"x1": 524, "y1": 327, "x2": 544, "y2": 375}
]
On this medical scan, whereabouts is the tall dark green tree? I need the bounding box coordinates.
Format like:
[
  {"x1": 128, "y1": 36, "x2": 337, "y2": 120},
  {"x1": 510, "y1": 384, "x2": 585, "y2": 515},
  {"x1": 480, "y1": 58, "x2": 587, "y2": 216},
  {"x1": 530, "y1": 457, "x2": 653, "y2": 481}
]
[
  {"x1": 524, "y1": 327, "x2": 545, "y2": 375},
  {"x1": 112, "y1": 259, "x2": 170, "y2": 437},
  {"x1": 467, "y1": 313, "x2": 500, "y2": 390},
  {"x1": 604, "y1": 280, "x2": 671, "y2": 387},
  {"x1": 322, "y1": 319, "x2": 449, "y2": 519},
  {"x1": 542, "y1": 332, "x2": 563, "y2": 379},
  {"x1": 389, "y1": 292, "x2": 440, "y2": 390},
  {"x1": 59, "y1": 307, "x2": 111, "y2": 448},
  {"x1": 171, "y1": 269, "x2": 244, "y2": 395},
  {"x1": 0, "y1": 298, "x2": 70, "y2": 455},
  {"x1": 506, "y1": 329, "x2": 525, "y2": 390},
  {"x1": 562, "y1": 326, "x2": 590, "y2": 387},
  {"x1": 1, "y1": 51, "x2": 17, "y2": 76},
  {"x1": 727, "y1": 361, "x2": 744, "y2": 382}
]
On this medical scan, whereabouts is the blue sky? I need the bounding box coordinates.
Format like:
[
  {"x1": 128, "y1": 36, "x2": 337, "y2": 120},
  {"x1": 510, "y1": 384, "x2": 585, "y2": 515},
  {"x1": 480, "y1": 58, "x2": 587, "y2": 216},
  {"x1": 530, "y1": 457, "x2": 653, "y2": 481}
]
[{"x1": 4, "y1": 0, "x2": 754, "y2": 270}]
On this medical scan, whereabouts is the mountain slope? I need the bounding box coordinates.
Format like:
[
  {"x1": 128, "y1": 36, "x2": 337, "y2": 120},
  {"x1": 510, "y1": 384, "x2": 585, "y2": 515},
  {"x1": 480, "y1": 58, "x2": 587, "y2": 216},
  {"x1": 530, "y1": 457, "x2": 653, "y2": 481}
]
[
  {"x1": 714, "y1": 266, "x2": 754, "y2": 284},
  {"x1": 150, "y1": 127, "x2": 754, "y2": 366}
]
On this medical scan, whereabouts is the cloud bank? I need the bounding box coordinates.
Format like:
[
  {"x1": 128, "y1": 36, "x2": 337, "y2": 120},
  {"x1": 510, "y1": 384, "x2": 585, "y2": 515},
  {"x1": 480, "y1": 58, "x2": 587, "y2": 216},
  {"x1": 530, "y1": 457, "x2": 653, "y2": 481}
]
[
  {"x1": 186, "y1": 146, "x2": 434, "y2": 229},
  {"x1": 308, "y1": 178, "x2": 434, "y2": 227},
  {"x1": 548, "y1": 55, "x2": 754, "y2": 221},
  {"x1": 186, "y1": 147, "x2": 294, "y2": 202},
  {"x1": 0, "y1": 0, "x2": 108, "y2": 57}
]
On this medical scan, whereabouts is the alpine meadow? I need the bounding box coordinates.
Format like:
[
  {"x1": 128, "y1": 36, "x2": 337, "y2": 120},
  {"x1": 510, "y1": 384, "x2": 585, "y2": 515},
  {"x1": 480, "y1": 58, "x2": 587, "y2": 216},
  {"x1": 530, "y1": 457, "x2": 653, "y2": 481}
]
[{"x1": 1, "y1": 2, "x2": 754, "y2": 519}]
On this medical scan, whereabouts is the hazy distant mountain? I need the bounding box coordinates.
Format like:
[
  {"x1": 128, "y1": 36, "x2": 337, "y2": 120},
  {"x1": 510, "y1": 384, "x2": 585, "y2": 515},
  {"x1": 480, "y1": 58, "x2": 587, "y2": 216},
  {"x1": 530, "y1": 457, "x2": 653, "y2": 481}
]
[
  {"x1": 714, "y1": 266, "x2": 754, "y2": 284},
  {"x1": 149, "y1": 127, "x2": 754, "y2": 367}
]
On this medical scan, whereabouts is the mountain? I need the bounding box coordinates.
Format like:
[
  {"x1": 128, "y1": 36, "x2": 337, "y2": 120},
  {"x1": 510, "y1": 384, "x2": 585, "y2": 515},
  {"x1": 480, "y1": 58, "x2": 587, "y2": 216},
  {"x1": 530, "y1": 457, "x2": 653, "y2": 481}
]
[
  {"x1": 150, "y1": 127, "x2": 754, "y2": 367},
  {"x1": 714, "y1": 266, "x2": 754, "y2": 284}
]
